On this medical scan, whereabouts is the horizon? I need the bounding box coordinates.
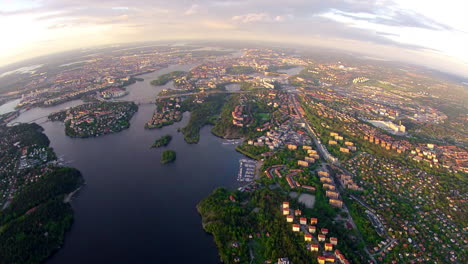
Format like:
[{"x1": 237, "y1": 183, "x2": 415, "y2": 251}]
[
  {"x1": 1, "y1": 39, "x2": 468, "y2": 82},
  {"x1": 1, "y1": 0, "x2": 468, "y2": 78}
]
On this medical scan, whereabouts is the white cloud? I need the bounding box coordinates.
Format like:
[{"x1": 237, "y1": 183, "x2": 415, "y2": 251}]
[
  {"x1": 184, "y1": 4, "x2": 199, "y2": 15},
  {"x1": 232, "y1": 12, "x2": 269, "y2": 23}
]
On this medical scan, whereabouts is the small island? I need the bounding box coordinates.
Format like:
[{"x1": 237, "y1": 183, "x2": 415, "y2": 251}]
[
  {"x1": 49, "y1": 102, "x2": 138, "y2": 138},
  {"x1": 151, "y1": 134, "x2": 172, "y2": 148},
  {"x1": 161, "y1": 150, "x2": 176, "y2": 164}
]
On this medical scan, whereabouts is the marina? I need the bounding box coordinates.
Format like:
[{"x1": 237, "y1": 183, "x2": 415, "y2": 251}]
[{"x1": 236, "y1": 158, "x2": 257, "y2": 182}]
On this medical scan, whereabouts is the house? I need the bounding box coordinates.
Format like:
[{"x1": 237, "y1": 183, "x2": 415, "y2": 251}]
[
  {"x1": 283, "y1": 208, "x2": 290, "y2": 215},
  {"x1": 321, "y1": 228, "x2": 329, "y2": 235},
  {"x1": 304, "y1": 234, "x2": 312, "y2": 241},
  {"x1": 294, "y1": 209, "x2": 302, "y2": 216},
  {"x1": 330, "y1": 237, "x2": 338, "y2": 245},
  {"x1": 310, "y1": 218, "x2": 318, "y2": 225},
  {"x1": 311, "y1": 244, "x2": 319, "y2": 252},
  {"x1": 292, "y1": 224, "x2": 300, "y2": 232},
  {"x1": 283, "y1": 201, "x2": 289, "y2": 209},
  {"x1": 325, "y1": 243, "x2": 333, "y2": 251},
  {"x1": 308, "y1": 225, "x2": 316, "y2": 233},
  {"x1": 318, "y1": 234, "x2": 326, "y2": 242},
  {"x1": 325, "y1": 256, "x2": 336, "y2": 263},
  {"x1": 300, "y1": 217, "x2": 307, "y2": 225},
  {"x1": 298, "y1": 160, "x2": 309, "y2": 167},
  {"x1": 317, "y1": 256, "x2": 326, "y2": 264},
  {"x1": 286, "y1": 215, "x2": 293, "y2": 222}
]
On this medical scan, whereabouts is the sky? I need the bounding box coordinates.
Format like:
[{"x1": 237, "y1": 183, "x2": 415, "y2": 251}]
[{"x1": 1, "y1": 0, "x2": 467, "y2": 77}]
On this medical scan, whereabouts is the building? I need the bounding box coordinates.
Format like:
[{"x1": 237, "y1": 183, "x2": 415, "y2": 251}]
[
  {"x1": 308, "y1": 225, "x2": 316, "y2": 233},
  {"x1": 298, "y1": 160, "x2": 309, "y2": 167},
  {"x1": 311, "y1": 244, "x2": 319, "y2": 252},
  {"x1": 326, "y1": 191, "x2": 339, "y2": 199},
  {"x1": 317, "y1": 256, "x2": 326, "y2": 264},
  {"x1": 318, "y1": 171, "x2": 329, "y2": 177},
  {"x1": 321, "y1": 228, "x2": 329, "y2": 235},
  {"x1": 339, "y1": 147, "x2": 350, "y2": 153},
  {"x1": 294, "y1": 209, "x2": 302, "y2": 216},
  {"x1": 300, "y1": 217, "x2": 307, "y2": 225},
  {"x1": 292, "y1": 224, "x2": 300, "y2": 232},
  {"x1": 325, "y1": 243, "x2": 333, "y2": 251},
  {"x1": 330, "y1": 237, "x2": 338, "y2": 245},
  {"x1": 283, "y1": 208, "x2": 289, "y2": 215},
  {"x1": 287, "y1": 144, "x2": 297, "y2": 150},
  {"x1": 302, "y1": 185, "x2": 316, "y2": 192},
  {"x1": 310, "y1": 218, "x2": 318, "y2": 225},
  {"x1": 286, "y1": 215, "x2": 293, "y2": 222},
  {"x1": 318, "y1": 234, "x2": 326, "y2": 242},
  {"x1": 304, "y1": 234, "x2": 312, "y2": 241},
  {"x1": 278, "y1": 258, "x2": 290, "y2": 264},
  {"x1": 283, "y1": 201, "x2": 289, "y2": 209},
  {"x1": 329, "y1": 199, "x2": 343, "y2": 208}
]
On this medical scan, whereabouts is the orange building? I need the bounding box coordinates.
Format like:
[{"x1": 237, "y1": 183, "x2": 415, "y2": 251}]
[{"x1": 310, "y1": 218, "x2": 318, "y2": 225}]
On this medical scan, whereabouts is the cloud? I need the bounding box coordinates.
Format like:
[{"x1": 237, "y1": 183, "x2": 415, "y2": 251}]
[
  {"x1": 232, "y1": 12, "x2": 269, "y2": 23},
  {"x1": 231, "y1": 12, "x2": 292, "y2": 23},
  {"x1": 0, "y1": 0, "x2": 466, "y2": 77},
  {"x1": 184, "y1": 4, "x2": 199, "y2": 15}
]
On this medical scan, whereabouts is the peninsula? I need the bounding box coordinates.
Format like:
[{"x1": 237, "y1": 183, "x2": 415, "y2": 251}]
[{"x1": 0, "y1": 123, "x2": 84, "y2": 263}]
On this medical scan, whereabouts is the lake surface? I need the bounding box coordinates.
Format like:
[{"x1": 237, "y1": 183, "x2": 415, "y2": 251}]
[{"x1": 8, "y1": 65, "x2": 244, "y2": 263}]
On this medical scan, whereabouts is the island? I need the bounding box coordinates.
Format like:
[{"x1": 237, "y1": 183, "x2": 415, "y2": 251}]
[
  {"x1": 161, "y1": 150, "x2": 176, "y2": 164},
  {"x1": 151, "y1": 134, "x2": 172, "y2": 148},
  {"x1": 0, "y1": 123, "x2": 84, "y2": 264},
  {"x1": 49, "y1": 101, "x2": 138, "y2": 138},
  {"x1": 150, "y1": 71, "x2": 187, "y2": 86}
]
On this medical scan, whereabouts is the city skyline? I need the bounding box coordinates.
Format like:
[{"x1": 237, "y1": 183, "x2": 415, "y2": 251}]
[{"x1": 1, "y1": 0, "x2": 468, "y2": 78}]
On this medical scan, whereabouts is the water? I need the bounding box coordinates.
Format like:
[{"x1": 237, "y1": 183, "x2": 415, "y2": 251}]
[
  {"x1": 45, "y1": 109, "x2": 242, "y2": 264},
  {"x1": 6, "y1": 64, "x2": 245, "y2": 263},
  {"x1": 0, "y1": 98, "x2": 20, "y2": 115}
]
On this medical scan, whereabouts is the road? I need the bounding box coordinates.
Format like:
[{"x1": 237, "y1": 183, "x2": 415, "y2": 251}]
[
  {"x1": 289, "y1": 94, "x2": 338, "y2": 165},
  {"x1": 289, "y1": 92, "x2": 377, "y2": 263}
]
